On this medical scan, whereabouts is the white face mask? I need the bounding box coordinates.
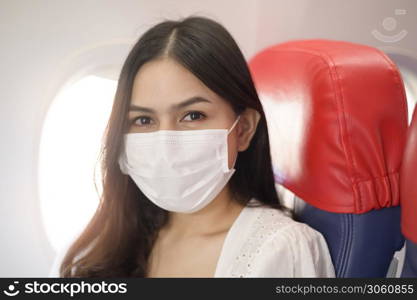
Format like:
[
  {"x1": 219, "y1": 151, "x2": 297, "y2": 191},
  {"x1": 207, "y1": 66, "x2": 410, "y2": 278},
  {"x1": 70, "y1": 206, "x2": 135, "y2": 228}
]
[{"x1": 118, "y1": 115, "x2": 241, "y2": 213}]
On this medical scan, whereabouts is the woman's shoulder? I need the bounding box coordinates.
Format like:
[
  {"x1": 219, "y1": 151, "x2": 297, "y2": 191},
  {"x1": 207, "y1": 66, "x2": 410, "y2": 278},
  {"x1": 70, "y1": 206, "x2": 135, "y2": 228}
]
[
  {"x1": 236, "y1": 198, "x2": 335, "y2": 277},
  {"x1": 244, "y1": 199, "x2": 315, "y2": 236}
]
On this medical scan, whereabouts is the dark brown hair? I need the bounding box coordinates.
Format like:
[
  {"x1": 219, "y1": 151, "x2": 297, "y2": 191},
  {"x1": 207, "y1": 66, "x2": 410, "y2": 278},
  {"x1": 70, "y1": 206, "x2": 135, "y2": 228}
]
[{"x1": 59, "y1": 16, "x2": 286, "y2": 277}]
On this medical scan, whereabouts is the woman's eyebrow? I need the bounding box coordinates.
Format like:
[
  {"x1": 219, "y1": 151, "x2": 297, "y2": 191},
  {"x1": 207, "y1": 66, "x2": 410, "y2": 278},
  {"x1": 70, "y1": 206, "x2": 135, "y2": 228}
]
[{"x1": 129, "y1": 96, "x2": 212, "y2": 113}]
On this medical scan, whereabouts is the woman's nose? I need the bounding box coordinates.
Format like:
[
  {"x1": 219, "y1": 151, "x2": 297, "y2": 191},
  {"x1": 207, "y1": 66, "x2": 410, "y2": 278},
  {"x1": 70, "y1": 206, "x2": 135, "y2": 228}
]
[{"x1": 157, "y1": 119, "x2": 176, "y2": 131}]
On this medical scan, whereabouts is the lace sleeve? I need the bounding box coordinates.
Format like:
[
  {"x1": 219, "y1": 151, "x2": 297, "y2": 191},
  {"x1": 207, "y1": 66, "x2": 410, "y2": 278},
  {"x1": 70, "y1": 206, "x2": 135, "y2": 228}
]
[{"x1": 249, "y1": 222, "x2": 335, "y2": 277}]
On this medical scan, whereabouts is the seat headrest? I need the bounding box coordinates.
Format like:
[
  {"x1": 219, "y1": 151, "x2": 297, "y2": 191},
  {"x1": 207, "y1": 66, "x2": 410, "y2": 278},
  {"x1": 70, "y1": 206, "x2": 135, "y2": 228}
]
[
  {"x1": 401, "y1": 108, "x2": 417, "y2": 243},
  {"x1": 249, "y1": 39, "x2": 408, "y2": 213}
]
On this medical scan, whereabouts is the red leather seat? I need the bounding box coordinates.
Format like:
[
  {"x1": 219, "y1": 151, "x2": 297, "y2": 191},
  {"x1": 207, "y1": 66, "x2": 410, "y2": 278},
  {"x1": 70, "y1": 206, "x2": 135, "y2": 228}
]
[
  {"x1": 249, "y1": 39, "x2": 408, "y2": 277},
  {"x1": 400, "y1": 107, "x2": 417, "y2": 277}
]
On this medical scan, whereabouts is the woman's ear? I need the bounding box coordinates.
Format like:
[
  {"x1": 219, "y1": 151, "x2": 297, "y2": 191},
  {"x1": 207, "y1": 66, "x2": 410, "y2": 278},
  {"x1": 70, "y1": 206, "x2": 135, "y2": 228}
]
[{"x1": 237, "y1": 108, "x2": 261, "y2": 152}]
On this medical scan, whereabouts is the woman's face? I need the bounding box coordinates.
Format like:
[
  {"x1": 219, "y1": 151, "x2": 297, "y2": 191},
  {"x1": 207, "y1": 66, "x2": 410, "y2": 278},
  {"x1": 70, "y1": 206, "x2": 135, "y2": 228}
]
[{"x1": 128, "y1": 57, "x2": 241, "y2": 169}]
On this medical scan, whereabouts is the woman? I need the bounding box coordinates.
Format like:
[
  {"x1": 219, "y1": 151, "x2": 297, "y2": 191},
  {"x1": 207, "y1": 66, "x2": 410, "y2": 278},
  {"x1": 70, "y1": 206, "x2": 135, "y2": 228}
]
[{"x1": 49, "y1": 16, "x2": 334, "y2": 277}]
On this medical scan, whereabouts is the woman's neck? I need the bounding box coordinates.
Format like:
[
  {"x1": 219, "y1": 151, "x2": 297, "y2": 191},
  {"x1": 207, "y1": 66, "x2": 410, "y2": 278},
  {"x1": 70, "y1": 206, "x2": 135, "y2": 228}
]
[{"x1": 160, "y1": 187, "x2": 246, "y2": 238}]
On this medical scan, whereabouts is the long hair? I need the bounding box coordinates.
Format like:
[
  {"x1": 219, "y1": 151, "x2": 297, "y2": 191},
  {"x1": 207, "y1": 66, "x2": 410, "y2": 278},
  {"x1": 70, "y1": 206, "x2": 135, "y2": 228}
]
[{"x1": 59, "y1": 16, "x2": 286, "y2": 277}]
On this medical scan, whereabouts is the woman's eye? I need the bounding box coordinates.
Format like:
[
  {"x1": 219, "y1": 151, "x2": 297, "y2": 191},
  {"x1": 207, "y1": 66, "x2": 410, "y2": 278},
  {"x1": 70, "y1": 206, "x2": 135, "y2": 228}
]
[
  {"x1": 182, "y1": 111, "x2": 206, "y2": 122},
  {"x1": 133, "y1": 116, "x2": 154, "y2": 126}
]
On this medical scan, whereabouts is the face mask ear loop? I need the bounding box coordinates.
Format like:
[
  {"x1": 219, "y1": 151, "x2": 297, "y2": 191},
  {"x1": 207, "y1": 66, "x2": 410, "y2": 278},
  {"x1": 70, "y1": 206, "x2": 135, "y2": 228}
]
[
  {"x1": 225, "y1": 115, "x2": 241, "y2": 171},
  {"x1": 228, "y1": 115, "x2": 241, "y2": 134}
]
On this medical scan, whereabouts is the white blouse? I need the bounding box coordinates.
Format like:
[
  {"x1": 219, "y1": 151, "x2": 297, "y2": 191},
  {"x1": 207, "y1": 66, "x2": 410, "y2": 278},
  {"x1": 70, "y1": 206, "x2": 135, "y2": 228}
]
[
  {"x1": 214, "y1": 198, "x2": 335, "y2": 277},
  {"x1": 49, "y1": 198, "x2": 335, "y2": 277}
]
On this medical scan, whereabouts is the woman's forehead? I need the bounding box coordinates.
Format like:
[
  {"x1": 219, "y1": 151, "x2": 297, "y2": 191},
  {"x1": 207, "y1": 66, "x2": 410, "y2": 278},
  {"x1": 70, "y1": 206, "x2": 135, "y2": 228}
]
[{"x1": 130, "y1": 58, "x2": 226, "y2": 110}]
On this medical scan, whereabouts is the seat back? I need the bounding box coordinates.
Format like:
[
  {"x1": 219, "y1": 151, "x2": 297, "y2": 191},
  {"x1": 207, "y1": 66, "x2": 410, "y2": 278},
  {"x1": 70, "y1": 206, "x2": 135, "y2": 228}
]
[
  {"x1": 400, "y1": 107, "x2": 417, "y2": 277},
  {"x1": 249, "y1": 39, "x2": 408, "y2": 277}
]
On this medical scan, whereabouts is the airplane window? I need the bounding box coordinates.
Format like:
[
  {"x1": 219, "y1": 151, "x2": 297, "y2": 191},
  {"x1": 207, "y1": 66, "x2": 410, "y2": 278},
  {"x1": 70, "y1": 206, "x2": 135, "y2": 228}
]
[{"x1": 39, "y1": 75, "x2": 116, "y2": 252}]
